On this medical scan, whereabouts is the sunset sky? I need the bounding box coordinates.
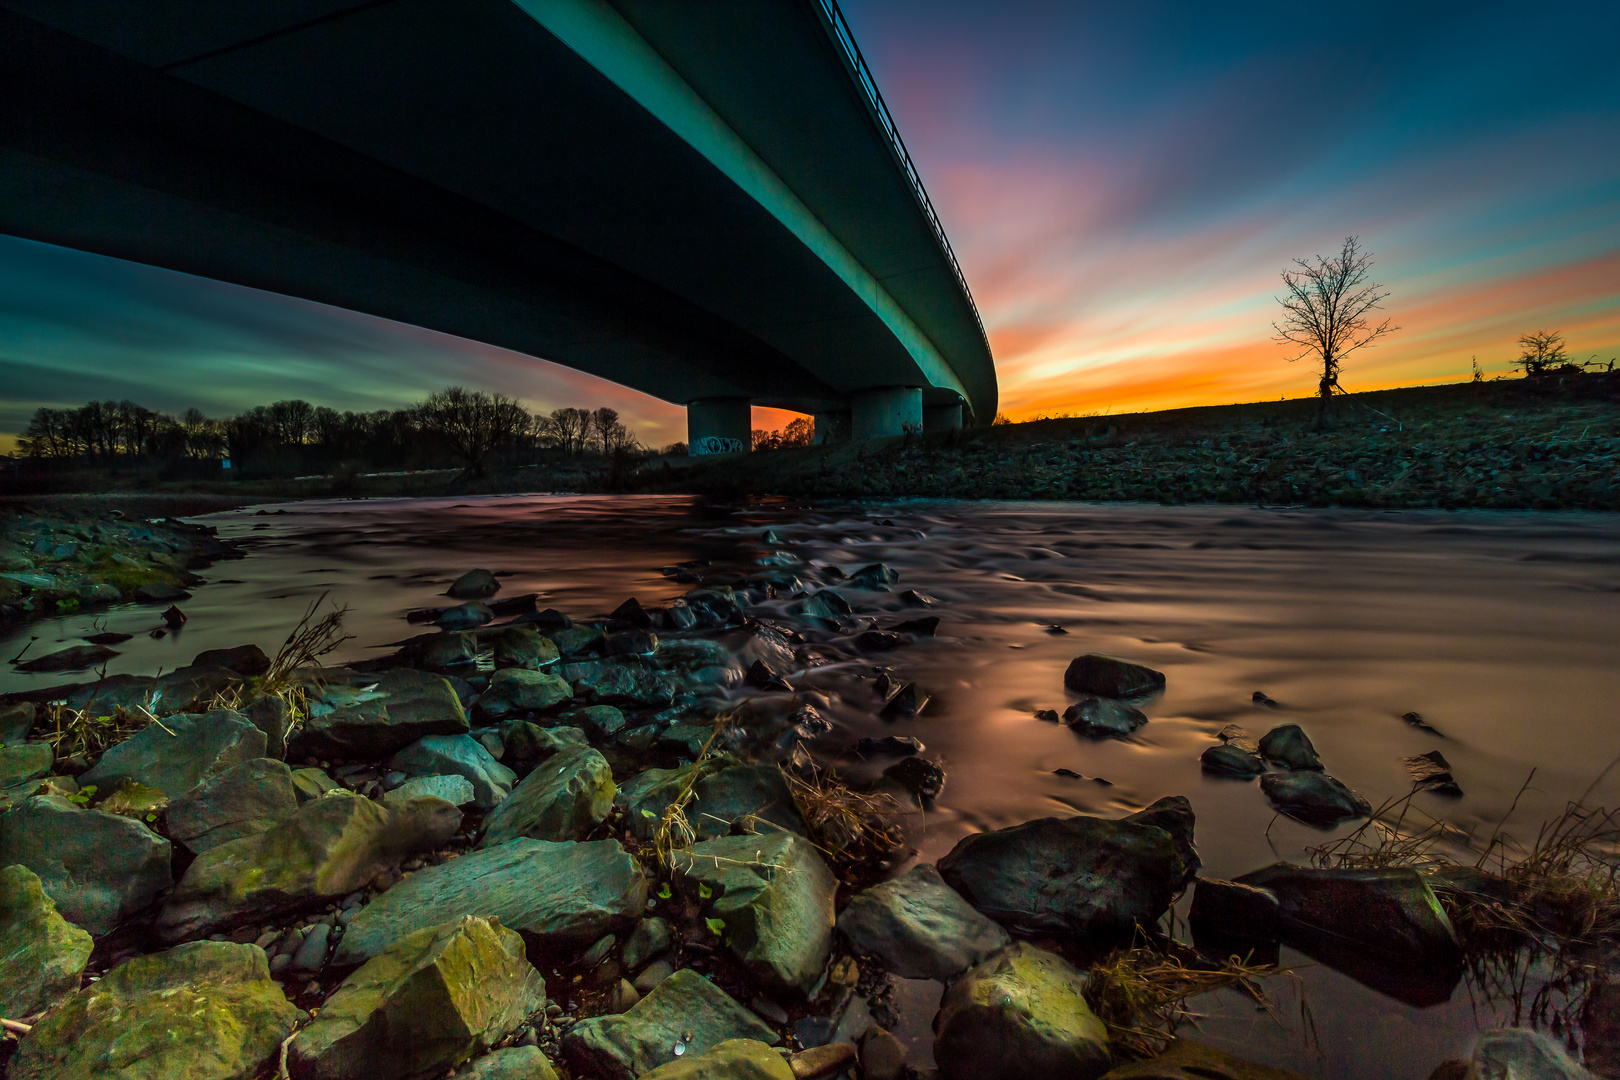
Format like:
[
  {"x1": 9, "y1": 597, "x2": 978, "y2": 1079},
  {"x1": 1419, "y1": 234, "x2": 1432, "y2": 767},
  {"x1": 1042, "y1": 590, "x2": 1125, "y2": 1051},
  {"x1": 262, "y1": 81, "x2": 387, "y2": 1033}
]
[{"x1": 2, "y1": 0, "x2": 1616, "y2": 450}]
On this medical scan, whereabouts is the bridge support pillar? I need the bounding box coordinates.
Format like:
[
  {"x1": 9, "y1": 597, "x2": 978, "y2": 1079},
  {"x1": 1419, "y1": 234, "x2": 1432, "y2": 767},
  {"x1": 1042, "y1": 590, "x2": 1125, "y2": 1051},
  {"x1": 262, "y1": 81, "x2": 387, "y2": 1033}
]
[
  {"x1": 924, "y1": 402, "x2": 963, "y2": 432},
  {"x1": 812, "y1": 411, "x2": 850, "y2": 444},
  {"x1": 851, "y1": 387, "x2": 922, "y2": 441},
  {"x1": 687, "y1": 398, "x2": 751, "y2": 455}
]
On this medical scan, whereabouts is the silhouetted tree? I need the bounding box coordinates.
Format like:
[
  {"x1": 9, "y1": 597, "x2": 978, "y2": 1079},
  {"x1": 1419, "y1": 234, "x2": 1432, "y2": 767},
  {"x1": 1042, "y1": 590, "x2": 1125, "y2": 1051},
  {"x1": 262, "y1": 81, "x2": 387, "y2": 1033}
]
[
  {"x1": 1273, "y1": 236, "x2": 1396, "y2": 427},
  {"x1": 1515, "y1": 329, "x2": 1568, "y2": 378},
  {"x1": 415, "y1": 386, "x2": 529, "y2": 476}
]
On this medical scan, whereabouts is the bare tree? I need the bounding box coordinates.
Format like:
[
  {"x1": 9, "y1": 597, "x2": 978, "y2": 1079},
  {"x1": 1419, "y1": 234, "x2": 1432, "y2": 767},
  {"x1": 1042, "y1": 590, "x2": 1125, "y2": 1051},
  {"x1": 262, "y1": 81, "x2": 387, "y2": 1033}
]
[
  {"x1": 1272, "y1": 236, "x2": 1396, "y2": 427},
  {"x1": 1515, "y1": 329, "x2": 1569, "y2": 378},
  {"x1": 415, "y1": 386, "x2": 530, "y2": 476}
]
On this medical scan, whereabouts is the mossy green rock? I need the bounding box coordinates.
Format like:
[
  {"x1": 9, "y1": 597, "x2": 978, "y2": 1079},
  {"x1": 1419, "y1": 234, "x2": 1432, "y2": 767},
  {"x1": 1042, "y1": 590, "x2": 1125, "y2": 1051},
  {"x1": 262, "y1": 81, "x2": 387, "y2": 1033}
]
[
  {"x1": 482, "y1": 744, "x2": 615, "y2": 845},
  {"x1": 294, "y1": 670, "x2": 470, "y2": 759},
  {"x1": 0, "y1": 795, "x2": 172, "y2": 935},
  {"x1": 563, "y1": 969, "x2": 778, "y2": 1080},
  {"x1": 639, "y1": 1039, "x2": 794, "y2": 1080},
  {"x1": 80, "y1": 709, "x2": 266, "y2": 799},
  {"x1": 672, "y1": 832, "x2": 836, "y2": 996},
  {"x1": 0, "y1": 742, "x2": 54, "y2": 788},
  {"x1": 11, "y1": 940, "x2": 300, "y2": 1080},
  {"x1": 289, "y1": 915, "x2": 545, "y2": 1080},
  {"x1": 458, "y1": 1045, "x2": 559, "y2": 1080},
  {"x1": 166, "y1": 757, "x2": 297, "y2": 853},
  {"x1": 481, "y1": 669, "x2": 573, "y2": 715},
  {"x1": 159, "y1": 792, "x2": 461, "y2": 942},
  {"x1": 933, "y1": 942, "x2": 1110, "y2": 1080},
  {"x1": 290, "y1": 767, "x2": 341, "y2": 802},
  {"x1": 0, "y1": 863, "x2": 93, "y2": 1016}
]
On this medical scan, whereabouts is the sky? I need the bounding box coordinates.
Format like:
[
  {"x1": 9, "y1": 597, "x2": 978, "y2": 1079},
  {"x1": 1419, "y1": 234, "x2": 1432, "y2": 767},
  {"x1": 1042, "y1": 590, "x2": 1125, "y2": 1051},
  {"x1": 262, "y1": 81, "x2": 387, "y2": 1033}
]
[{"x1": 2, "y1": 0, "x2": 1617, "y2": 450}]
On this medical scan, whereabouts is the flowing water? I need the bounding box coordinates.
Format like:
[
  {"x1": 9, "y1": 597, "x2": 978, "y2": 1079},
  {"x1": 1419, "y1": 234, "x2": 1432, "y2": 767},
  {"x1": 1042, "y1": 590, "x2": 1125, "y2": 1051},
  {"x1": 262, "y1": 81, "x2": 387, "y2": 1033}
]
[{"x1": 4, "y1": 495, "x2": 1619, "y2": 1077}]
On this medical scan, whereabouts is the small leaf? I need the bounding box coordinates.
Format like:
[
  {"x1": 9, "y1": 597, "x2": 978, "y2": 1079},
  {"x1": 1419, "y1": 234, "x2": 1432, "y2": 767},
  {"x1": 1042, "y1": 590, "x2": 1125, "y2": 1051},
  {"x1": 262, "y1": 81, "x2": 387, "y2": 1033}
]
[
  {"x1": 640, "y1": 809, "x2": 657, "y2": 819},
  {"x1": 705, "y1": 917, "x2": 725, "y2": 936},
  {"x1": 145, "y1": 813, "x2": 157, "y2": 822},
  {"x1": 657, "y1": 883, "x2": 672, "y2": 900},
  {"x1": 697, "y1": 882, "x2": 713, "y2": 899}
]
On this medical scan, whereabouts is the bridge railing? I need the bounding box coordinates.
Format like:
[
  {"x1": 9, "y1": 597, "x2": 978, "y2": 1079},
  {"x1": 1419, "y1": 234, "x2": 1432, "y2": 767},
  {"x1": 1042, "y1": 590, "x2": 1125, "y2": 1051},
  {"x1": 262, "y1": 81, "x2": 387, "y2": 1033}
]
[{"x1": 814, "y1": 0, "x2": 988, "y2": 347}]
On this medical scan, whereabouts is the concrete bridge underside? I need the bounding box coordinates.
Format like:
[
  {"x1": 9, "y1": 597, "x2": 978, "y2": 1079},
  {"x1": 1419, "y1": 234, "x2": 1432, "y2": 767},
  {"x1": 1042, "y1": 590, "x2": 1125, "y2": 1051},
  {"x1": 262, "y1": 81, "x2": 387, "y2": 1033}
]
[{"x1": 0, "y1": 0, "x2": 996, "y2": 450}]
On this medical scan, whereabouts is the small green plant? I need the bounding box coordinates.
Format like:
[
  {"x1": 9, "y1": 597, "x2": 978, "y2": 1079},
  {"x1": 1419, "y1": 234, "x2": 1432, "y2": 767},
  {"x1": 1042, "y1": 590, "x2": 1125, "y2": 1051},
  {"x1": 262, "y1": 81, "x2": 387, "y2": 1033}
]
[
  {"x1": 705, "y1": 918, "x2": 725, "y2": 936},
  {"x1": 657, "y1": 883, "x2": 672, "y2": 900},
  {"x1": 66, "y1": 784, "x2": 97, "y2": 806},
  {"x1": 697, "y1": 882, "x2": 713, "y2": 900}
]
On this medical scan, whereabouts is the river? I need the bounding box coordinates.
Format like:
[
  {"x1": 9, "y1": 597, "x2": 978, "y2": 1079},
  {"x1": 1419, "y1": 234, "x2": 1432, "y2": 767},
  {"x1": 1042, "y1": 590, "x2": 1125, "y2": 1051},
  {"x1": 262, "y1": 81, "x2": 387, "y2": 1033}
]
[{"x1": 4, "y1": 495, "x2": 1618, "y2": 1077}]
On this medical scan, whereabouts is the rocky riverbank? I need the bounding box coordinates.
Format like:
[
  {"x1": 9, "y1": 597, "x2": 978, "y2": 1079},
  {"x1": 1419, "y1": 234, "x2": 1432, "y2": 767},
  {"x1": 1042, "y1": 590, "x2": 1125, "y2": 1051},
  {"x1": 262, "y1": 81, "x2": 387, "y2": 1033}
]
[{"x1": 0, "y1": 542, "x2": 1608, "y2": 1079}]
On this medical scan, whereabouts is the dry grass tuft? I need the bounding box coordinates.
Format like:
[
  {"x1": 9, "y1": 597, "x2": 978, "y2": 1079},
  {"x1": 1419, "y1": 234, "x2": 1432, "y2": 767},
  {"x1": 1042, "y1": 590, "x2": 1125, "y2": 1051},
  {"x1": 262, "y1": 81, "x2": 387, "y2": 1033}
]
[
  {"x1": 263, "y1": 591, "x2": 353, "y2": 691},
  {"x1": 650, "y1": 715, "x2": 731, "y2": 871},
  {"x1": 781, "y1": 762, "x2": 902, "y2": 866}
]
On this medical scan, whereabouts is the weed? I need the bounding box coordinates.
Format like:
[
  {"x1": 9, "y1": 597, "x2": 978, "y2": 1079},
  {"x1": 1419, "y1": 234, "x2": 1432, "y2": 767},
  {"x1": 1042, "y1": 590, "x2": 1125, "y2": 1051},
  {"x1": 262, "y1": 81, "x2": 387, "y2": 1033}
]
[
  {"x1": 263, "y1": 591, "x2": 353, "y2": 690},
  {"x1": 781, "y1": 761, "x2": 902, "y2": 866}
]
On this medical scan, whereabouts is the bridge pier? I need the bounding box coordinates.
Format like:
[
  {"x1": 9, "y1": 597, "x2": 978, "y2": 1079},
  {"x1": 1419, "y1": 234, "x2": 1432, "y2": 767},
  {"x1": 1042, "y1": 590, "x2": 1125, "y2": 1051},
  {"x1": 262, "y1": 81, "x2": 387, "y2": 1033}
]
[
  {"x1": 851, "y1": 387, "x2": 923, "y2": 441},
  {"x1": 812, "y1": 411, "x2": 850, "y2": 444},
  {"x1": 687, "y1": 398, "x2": 751, "y2": 455},
  {"x1": 924, "y1": 402, "x2": 963, "y2": 431}
]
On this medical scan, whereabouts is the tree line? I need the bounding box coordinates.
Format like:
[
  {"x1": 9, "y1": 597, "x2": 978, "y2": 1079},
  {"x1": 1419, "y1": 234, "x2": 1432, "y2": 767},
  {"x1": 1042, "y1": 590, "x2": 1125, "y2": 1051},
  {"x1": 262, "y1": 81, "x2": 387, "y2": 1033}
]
[{"x1": 15, "y1": 386, "x2": 648, "y2": 477}]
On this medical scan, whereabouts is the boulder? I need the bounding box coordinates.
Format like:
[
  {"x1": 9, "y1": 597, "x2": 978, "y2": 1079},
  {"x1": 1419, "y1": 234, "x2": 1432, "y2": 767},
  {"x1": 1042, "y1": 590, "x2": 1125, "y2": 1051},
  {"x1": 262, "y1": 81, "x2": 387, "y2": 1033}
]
[
  {"x1": 165, "y1": 757, "x2": 298, "y2": 854},
  {"x1": 289, "y1": 915, "x2": 545, "y2": 1080},
  {"x1": 481, "y1": 669, "x2": 574, "y2": 716},
  {"x1": 1257, "y1": 725, "x2": 1322, "y2": 771},
  {"x1": 1063, "y1": 696, "x2": 1147, "y2": 737},
  {"x1": 389, "y1": 734, "x2": 516, "y2": 811},
  {"x1": 688, "y1": 763, "x2": 809, "y2": 840},
  {"x1": 0, "y1": 794, "x2": 172, "y2": 935},
  {"x1": 436, "y1": 602, "x2": 496, "y2": 631},
  {"x1": 937, "y1": 810, "x2": 1185, "y2": 936},
  {"x1": 1063, "y1": 654, "x2": 1165, "y2": 699},
  {"x1": 460, "y1": 1046, "x2": 559, "y2": 1080},
  {"x1": 295, "y1": 670, "x2": 470, "y2": 758},
  {"x1": 1259, "y1": 772, "x2": 1370, "y2": 827},
  {"x1": 1096, "y1": 1038, "x2": 1310, "y2": 1079},
  {"x1": 336, "y1": 837, "x2": 647, "y2": 964},
  {"x1": 1200, "y1": 743, "x2": 1266, "y2": 777},
  {"x1": 482, "y1": 745, "x2": 615, "y2": 846},
  {"x1": 192, "y1": 644, "x2": 272, "y2": 676},
  {"x1": 1231, "y1": 864, "x2": 1461, "y2": 964},
  {"x1": 448, "y1": 569, "x2": 500, "y2": 599},
  {"x1": 502, "y1": 721, "x2": 590, "y2": 762},
  {"x1": 1124, "y1": 796, "x2": 1201, "y2": 887},
  {"x1": 492, "y1": 626, "x2": 560, "y2": 669},
  {"x1": 672, "y1": 832, "x2": 837, "y2": 996},
  {"x1": 0, "y1": 863, "x2": 94, "y2": 1017},
  {"x1": 639, "y1": 1039, "x2": 794, "y2": 1080},
  {"x1": 563, "y1": 968, "x2": 778, "y2": 1080},
  {"x1": 158, "y1": 793, "x2": 460, "y2": 942},
  {"x1": 0, "y1": 742, "x2": 54, "y2": 789},
  {"x1": 10, "y1": 941, "x2": 300, "y2": 1080},
  {"x1": 80, "y1": 708, "x2": 266, "y2": 799},
  {"x1": 384, "y1": 774, "x2": 478, "y2": 809},
  {"x1": 837, "y1": 863, "x2": 1010, "y2": 980},
  {"x1": 886, "y1": 756, "x2": 946, "y2": 802},
  {"x1": 622, "y1": 916, "x2": 673, "y2": 969},
  {"x1": 933, "y1": 942, "x2": 1110, "y2": 1080}
]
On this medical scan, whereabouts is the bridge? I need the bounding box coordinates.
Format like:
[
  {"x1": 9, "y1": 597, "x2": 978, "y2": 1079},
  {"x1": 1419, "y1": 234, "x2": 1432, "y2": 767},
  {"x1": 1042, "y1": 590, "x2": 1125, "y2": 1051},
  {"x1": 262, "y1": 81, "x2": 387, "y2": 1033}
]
[{"x1": 0, "y1": 0, "x2": 996, "y2": 452}]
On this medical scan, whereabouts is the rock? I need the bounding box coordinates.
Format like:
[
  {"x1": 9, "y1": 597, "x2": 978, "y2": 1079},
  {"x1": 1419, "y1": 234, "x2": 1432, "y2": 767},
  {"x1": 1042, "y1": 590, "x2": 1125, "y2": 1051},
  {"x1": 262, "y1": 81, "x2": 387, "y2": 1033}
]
[
  {"x1": 1466, "y1": 1028, "x2": 1598, "y2": 1080},
  {"x1": 289, "y1": 915, "x2": 545, "y2": 1080},
  {"x1": 1231, "y1": 864, "x2": 1461, "y2": 964},
  {"x1": 860, "y1": 1028, "x2": 907, "y2": 1080},
  {"x1": 581, "y1": 931, "x2": 617, "y2": 968},
  {"x1": 295, "y1": 670, "x2": 470, "y2": 758},
  {"x1": 560, "y1": 659, "x2": 678, "y2": 707},
  {"x1": 448, "y1": 569, "x2": 501, "y2": 599},
  {"x1": 291, "y1": 922, "x2": 332, "y2": 973},
  {"x1": 482, "y1": 744, "x2": 615, "y2": 845},
  {"x1": 437, "y1": 602, "x2": 496, "y2": 631},
  {"x1": 608, "y1": 597, "x2": 653, "y2": 630},
  {"x1": 1188, "y1": 879, "x2": 1280, "y2": 941},
  {"x1": 162, "y1": 604, "x2": 188, "y2": 628},
  {"x1": 96, "y1": 780, "x2": 169, "y2": 817},
  {"x1": 1200, "y1": 743, "x2": 1266, "y2": 777},
  {"x1": 16, "y1": 644, "x2": 120, "y2": 672},
  {"x1": 192, "y1": 644, "x2": 272, "y2": 676},
  {"x1": 134, "y1": 580, "x2": 190, "y2": 603},
  {"x1": 0, "y1": 741, "x2": 54, "y2": 789},
  {"x1": 848, "y1": 563, "x2": 899, "y2": 589},
  {"x1": 0, "y1": 701, "x2": 35, "y2": 744},
  {"x1": 502, "y1": 721, "x2": 590, "y2": 762},
  {"x1": 623, "y1": 916, "x2": 673, "y2": 969},
  {"x1": 933, "y1": 942, "x2": 1110, "y2": 1080},
  {"x1": 0, "y1": 863, "x2": 94, "y2": 1017},
  {"x1": 672, "y1": 832, "x2": 836, "y2": 996},
  {"x1": 492, "y1": 626, "x2": 560, "y2": 669},
  {"x1": 389, "y1": 734, "x2": 516, "y2": 810},
  {"x1": 607, "y1": 629, "x2": 659, "y2": 656},
  {"x1": 615, "y1": 761, "x2": 721, "y2": 838},
  {"x1": 688, "y1": 763, "x2": 810, "y2": 839},
  {"x1": 1257, "y1": 725, "x2": 1322, "y2": 771},
  {"x1": 563, "y1": 969, "x2": 778, "y2": 1080},
  {"x1": 481, "y1": 669, "x2": 574, "y2": 716},
  {"x1": 0, "y1": 794, "x2": 172, "y2": 935},
  {"x1": 856, "y1": 735, "x2": 923, "y2": 756},
  {"x1": 291, "y1": 767, "x2": 341, "y2": 802},
  {"x1": 1259, "y1": 771, "x2": 1371, "y2": 827},
  {"x1": 243, "y1": 693, "x2": 294, "y2": 757},
  {"x1": 1063, "y1": 654, "x2": 1165, "y2": 699},
  {"x1": 414, "y1": 632, "x2": 479, "y2": 668},
  {"x1": 560, "y1": 704, "x2": 628, "y2": 742},
  {"x1": 166, "y1": 757, "x2": 298, "y2": 854},
  {"x1": 158, "y1": 793, "x2": 460, "y2": 942},
  {"x1": 80, "y1": 708, "x2": 266, "y2": 799},
  {"x1": 837, "y1": 863, "x2": 1010, "y2": 979},
  {"x1": 459, "y1": 1046, "x2": 560, "y2": 1080},
  {"x1": 634, "y1": 958, "x2": 675, "y2": 994},
  {"x1": 937, "y1": 810, "x2": 1185, "y2": 936},
  {"x1": 1123, "y1": 796, "x2": 1200, "y2": 887},
  {"x1": 1096, "y1": 1038, "x2": 1310, "y2": 1079},
  {"x1": 548, "y1": 624, "x2": 604, "y2": 657},
  {"x1": 638, "y1": 1039, "x2": 794, "y2": 1080},
  {"x1": 336, "y1": 837, "x2": 647, "y2": 964},
  {"x1": 10, "y1": 941, "x2": 299, "y2": 1080},
  {"x1": 1063, "y1": 696, "x2": 1147, "y2": 737},
  {"x1": 607, "y1": 978, "x2": 641, "y2": 1013},
  {"x1": 384, "y1": 773, "x2": 478, "y2": 808},
  {"x1": 885, "y1": 756, "x2": 945, "y2": 802},
  {"x1": 1406, "y1": 750, "x2": 1464, "y2": 796},
  {"x1": 878, "y1": 682, "x2": 927, "y2": 718}
]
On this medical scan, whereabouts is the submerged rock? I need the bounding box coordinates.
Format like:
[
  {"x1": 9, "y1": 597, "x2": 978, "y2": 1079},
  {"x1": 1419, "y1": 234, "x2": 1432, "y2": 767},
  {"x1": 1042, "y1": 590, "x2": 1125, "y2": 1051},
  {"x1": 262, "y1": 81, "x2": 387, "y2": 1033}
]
[
  {"x1": 1257, "y1": 725, "x2": 1322, "y2": 771},
  {"x1": 1232, "y1": 863, "x2": 1461, "y2": 964},
  {"x1": 1259, "y1": 771, "x2": 1370, "y2": 827},
  {"x1": 885, "y1": 756, "x2": 946, "y2": 802},
  {"x1": 933, "y1": 942, "x2": 1110, "y2": 1080},
  {"x1": 448, "y1": 569, "x2": 500, "y2": 599},
  {"x1": 165, "y1": 757, "x2": 298, "y2": 854},
  {"x1": 336, "y1": 837, "x2": 647, "y2": 964},
  {"x1": 289, "y1": 915, "x2": 545, "y2": 1080},
  {"x1": 0, "y1": 863, "x2": 94, "y2": 1017},
  {"x1": 15, "y1": 644, "x2": 119, "y2": 673},
  {"x1": 837, "y1": 863, "x2": 1010, "y2": 980},
  {"x1": 1405, "y1": 750, "x2": 1464, "y2": 796},
  {"x1": 1063, "y1": 654, "x2": 1165, "y2": 699},
  {"x1": 481, "y1": 744, "x2": 615, "y2": 845},
  {"x1": 639, "y1": 1039, "x2": 793, "y2": 1080},
  {"x1": 563, "y1": 968, "x2": 778, "y2": 1080},
  {"x1": 81, "y1": 708, "x2": 266, "y2": 799},
  {"x1": 1063, "y1": 696, "x2": 1147, "y2": 738},
  {"x1": 436, "y1": 602, "x2": 495, "y2": 631},
  {"x1": 11, "y1": 941, "x2": 300, "y2": 1080}
]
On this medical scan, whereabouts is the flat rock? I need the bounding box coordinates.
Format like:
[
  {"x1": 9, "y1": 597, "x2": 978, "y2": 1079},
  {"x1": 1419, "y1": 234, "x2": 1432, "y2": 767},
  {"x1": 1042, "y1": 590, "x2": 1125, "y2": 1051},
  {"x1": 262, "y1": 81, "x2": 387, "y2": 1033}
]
[
  {"x1": 1232, "y1": 863, "x2": 1461, "y2": 964},
  {"x1": 640, "y1": 1039, "x2": 794, "y2": 1080},
  {"x1": 563, "y1": 969, "x2": 778, "y2": 1080},
  {"x1": 336, "y1": 837, "x2": 647, "y2": 964},
  {"x1": 15, "y1": 644, "x2": 119, "y2": 673},
  {"x1": 133, "y1": 580, "x2": 190, "y2": 603},
  {"x1": 81, "y1": 708, "x2": 266, "y2": 799},
  {"x1": 933, "y1": 942, "x2": 1110, "y2": 1080},
  {"x1": 0, "y1": 794, "x2": 172, "y2": 935},
  {"x1": 1097, "y1": 1038, "x2": 1310, "y2": 1079},
  {"x1": 672, "y1": 832, "x2": 837, "y2": 996},
  {"x1": 291, "y1": 767, "x2": 341, "y2": 802},
  {"x1": 1259, "y1": 772, "x2": 1370, "y2": 827},
  {"x1": 10, "y1": 941, "x2": 299, "y2": 1080},
  {"x1": 481, "y1": 669, "x2": 574, "y2": 715},
  {"x1": 1257, "y1": 725, "x2": 1322, "y2": 771},
  {"x1": 481, "y1": 744, "x2": 615, "y2": 845},
  {"x1": 1063, "y1": 696, "x2": 1147, "y2": 737},
  {"x1": 384, "y1": 773, "x2": 478, "y2": 808},
  {"x1": 837, "y1": 863, "x2": 1010, "y2": 980},
  {"x1": 1063, "y1": 654, "x2": 1165, "y2": 699},
  {"x1": 165, "y1": 757, "x2": 298, "y2": 853},
  {"x1": 289, "y1": 915, "x2": 545, "y2": 1080},
  {"x1": 294, "y1": 670, "x2": 470, "y2": 759},
  {"x1": 389, "y1": 734, "x2": 516, "y2": 810},
  {"x1": 0, "y1": 863, "x2": 94, "y2": 1017}
]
